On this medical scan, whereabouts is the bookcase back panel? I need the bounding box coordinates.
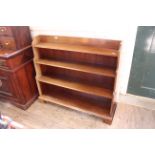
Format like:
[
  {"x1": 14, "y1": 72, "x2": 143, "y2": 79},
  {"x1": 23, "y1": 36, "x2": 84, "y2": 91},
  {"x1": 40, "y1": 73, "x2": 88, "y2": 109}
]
[
  {"x1": 38, "y1": 48, "x2": 117, "y2": 69},
  {"x1": 40, "y1": 65, "x2": 115, "y2": 90},
  {"x1": 40, "y1": 82, "x2": 111, "y2": 109}
]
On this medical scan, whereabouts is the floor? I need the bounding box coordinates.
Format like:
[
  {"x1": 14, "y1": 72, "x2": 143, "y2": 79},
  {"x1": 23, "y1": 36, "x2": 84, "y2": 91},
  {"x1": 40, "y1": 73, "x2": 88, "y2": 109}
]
[{"x1": 0, "y1": 99, "x2": 155, "y2": 128}]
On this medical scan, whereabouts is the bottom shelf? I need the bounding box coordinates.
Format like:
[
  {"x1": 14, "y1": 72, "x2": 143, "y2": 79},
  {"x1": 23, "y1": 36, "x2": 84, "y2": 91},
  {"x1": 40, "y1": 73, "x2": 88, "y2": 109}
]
[{"x1": 39, "y1": 92, "x2": 112, "y2": 122}]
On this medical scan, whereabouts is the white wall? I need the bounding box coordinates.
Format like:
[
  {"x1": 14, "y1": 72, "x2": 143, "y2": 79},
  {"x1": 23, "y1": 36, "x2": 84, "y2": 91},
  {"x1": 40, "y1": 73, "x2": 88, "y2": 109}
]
[{"x1": 30, "y1": 25, "x2": 137, "y2": 98}]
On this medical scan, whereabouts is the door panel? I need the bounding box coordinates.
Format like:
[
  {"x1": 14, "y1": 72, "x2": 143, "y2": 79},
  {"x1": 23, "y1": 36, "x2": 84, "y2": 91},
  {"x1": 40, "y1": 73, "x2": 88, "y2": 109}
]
[
  {"x1": 0, "y1": 77, "x2": 13, "y2": 96},
  {"x1": 0, "y1": 69, "x2": 19, "y2": 99},
  {"x1": 128, "y1": 26, "x2": 155, "y2": 99}
]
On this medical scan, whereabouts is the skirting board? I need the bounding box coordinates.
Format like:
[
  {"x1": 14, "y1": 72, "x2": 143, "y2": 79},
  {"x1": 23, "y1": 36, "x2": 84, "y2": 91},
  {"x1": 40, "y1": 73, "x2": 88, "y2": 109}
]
[{"x1": 119, "y1": 93, "x2": 155, "y2": 110}]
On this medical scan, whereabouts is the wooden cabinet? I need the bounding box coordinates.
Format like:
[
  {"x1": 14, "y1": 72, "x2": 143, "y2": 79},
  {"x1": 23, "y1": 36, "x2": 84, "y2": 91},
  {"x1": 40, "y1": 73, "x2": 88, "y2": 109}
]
[
  {"x1": 33, "y1": 35, "x2": 121, "y2": 124},
  {"x1": 0, "y1": 26, "x2": 38, "y2": 110}
]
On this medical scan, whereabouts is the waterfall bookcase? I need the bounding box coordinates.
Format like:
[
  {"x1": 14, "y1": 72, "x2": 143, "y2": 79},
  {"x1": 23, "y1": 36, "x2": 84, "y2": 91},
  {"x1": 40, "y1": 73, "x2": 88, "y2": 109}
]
[{"x1": 32, "y1": 35, "x2": 121, "y2": 124}]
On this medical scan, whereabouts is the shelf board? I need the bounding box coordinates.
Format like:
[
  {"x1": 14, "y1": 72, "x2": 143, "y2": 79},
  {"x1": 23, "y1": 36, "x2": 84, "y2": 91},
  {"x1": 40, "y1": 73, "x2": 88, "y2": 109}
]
[
  {"x1": 39, "y1": 94, "x2": 112, "y2": 120},
  {"x1": 34, "y1": 43, "x2": 118, "y2": 57},
  {"x1": 35, "y1": 59, "x2": 116, "y2": 78},
  {"x1": 37, "y1": 76, "x2": 113, "y2": 99}
]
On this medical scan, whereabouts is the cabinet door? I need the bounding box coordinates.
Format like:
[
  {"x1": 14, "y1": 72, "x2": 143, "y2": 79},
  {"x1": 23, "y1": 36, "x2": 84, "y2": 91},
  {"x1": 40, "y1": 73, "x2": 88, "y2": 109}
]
[
  {"x1": 0, "y1": 70, "x2": 19, "y2": 100},
  {"x1": 128, "y1": 26, "x2": 155, "y2": 99},
  {"x1": 0, "y1": 77, "x2": 13, "y2": 96}
]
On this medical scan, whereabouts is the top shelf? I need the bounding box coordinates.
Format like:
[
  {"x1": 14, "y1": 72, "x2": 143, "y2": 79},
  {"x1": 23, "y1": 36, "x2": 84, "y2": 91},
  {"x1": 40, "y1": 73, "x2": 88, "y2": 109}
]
[{"x1": 34, "y1": 43, "x2": 119, "y2": 57}]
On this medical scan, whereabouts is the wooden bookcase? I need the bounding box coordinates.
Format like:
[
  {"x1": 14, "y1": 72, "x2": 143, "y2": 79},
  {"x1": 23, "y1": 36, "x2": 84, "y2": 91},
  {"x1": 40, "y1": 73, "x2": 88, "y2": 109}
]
[{"x1": 32, "y1": 35, "x2": 121, "y2": 124}]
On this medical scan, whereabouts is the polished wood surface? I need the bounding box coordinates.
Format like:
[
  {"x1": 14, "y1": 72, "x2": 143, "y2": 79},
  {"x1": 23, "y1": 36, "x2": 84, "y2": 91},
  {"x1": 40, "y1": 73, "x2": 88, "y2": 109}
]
[
  {"x1": 35, "y1": 59, "x2": 115, "y2": 77},
  {"x1": 0, "y1": 49, "x2": 13, "y2": 57},
  {"x1": 34, "y1": 43, "x2": 118, "y2": 57},
  {"x1": 0, "y1": 26, "x2": 32, "y2": 55},
  {"x1": 40, "y1": 64, "x2": 114, "y2": 90},
  {"x1": 0, "y1": 27, "x2": 38, "y2": 109},
  {"x1": 0, "y1": 36, "x2": 16, "y2": 50},
  {"x1": 38, "y1": 48, "x2": 117, "y2": 69},
  {"x1": 38, "y1": 76, "x2": 113, "y2": 99},
  {"x1": 33, "y1": 35, "x2": 121, "y2": 124},
  {"x1": 39, "y1": 94, "x2": 111, "y2": 121},
  {"x1": 39, "y1": 83, "x2": 111, "y2": 120},
  {"x1": 38, "y1": 35, "x2": 121, "y2": 50},
  {"x1": 0, "y1": 27, "x2": 13, "y2": 36}
]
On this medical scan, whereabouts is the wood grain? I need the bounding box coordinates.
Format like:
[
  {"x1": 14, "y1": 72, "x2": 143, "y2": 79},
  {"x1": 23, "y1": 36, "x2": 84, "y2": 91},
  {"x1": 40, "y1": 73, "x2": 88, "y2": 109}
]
[
  {"x1": 35, "y1": 59, "x2": 116, "y2": 77},
  {"x1": 35, "y1": 43, "x2": 119, "y2": 57},
  {"x1": 39, "y1": 94, "x2": 111, "y2": 121},
  {"x1": 33, "y1": 35, "x2": 121, "y2": 124},
  {"x1": 38, "y1": 76, "x2": 113, "y2": 99},
  {"x1": 0, "y1": 27, "x2": 38, "y2": 109},
  {"x1": 39, "y1": 35, "x2": 121, "y2": 50}
]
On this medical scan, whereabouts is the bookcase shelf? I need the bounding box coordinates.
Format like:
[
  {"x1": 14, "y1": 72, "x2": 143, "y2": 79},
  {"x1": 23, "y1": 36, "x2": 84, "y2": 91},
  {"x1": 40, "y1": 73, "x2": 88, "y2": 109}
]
[
  {"x1": 32, "y1": 35, "x2": 121, "y2": 124},
  {"x1": 39, "y1": 94, "x2": 111, "y2": 121},
  {"x1": 35, "y1": 59, "x2": 116, "y2": 77},
  {"x1": 37, "y1": 76, "x2": 113, "y2": 99},
  {"x1": 34, "y1": 43, "x2": 118, "y2": 57}
]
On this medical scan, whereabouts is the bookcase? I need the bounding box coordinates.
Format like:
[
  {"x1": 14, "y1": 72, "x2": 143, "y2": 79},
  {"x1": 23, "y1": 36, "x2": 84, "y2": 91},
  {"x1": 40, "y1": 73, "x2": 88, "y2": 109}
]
[{"x1": 32, "y1": 35, "x2": 121, "y2": 124}]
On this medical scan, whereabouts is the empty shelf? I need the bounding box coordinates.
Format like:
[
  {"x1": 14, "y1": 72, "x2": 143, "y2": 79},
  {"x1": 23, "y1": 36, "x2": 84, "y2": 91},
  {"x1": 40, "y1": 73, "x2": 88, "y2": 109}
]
[
  {"x1": 37, "y1": 76, "x2": 113, "y2": 99},
  {"x1": 39, "y1": 94, "x2": 111, "y2": 120},
  {"x1": 34, "y1": 43, "x2": 118, "y2": 57},
  {"x1": 35, "y1": 59, "x2": 116, "y2": 77}
]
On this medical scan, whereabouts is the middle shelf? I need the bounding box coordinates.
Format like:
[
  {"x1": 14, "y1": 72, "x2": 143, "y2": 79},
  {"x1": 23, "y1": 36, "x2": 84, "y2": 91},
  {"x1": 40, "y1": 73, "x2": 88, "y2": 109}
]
[
  {"x1": 37, "y1": 76, "x2": 113, "y2": 99},
  {"x1": 35, "y1": 59, "x2": 116, "y2": 77}
]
